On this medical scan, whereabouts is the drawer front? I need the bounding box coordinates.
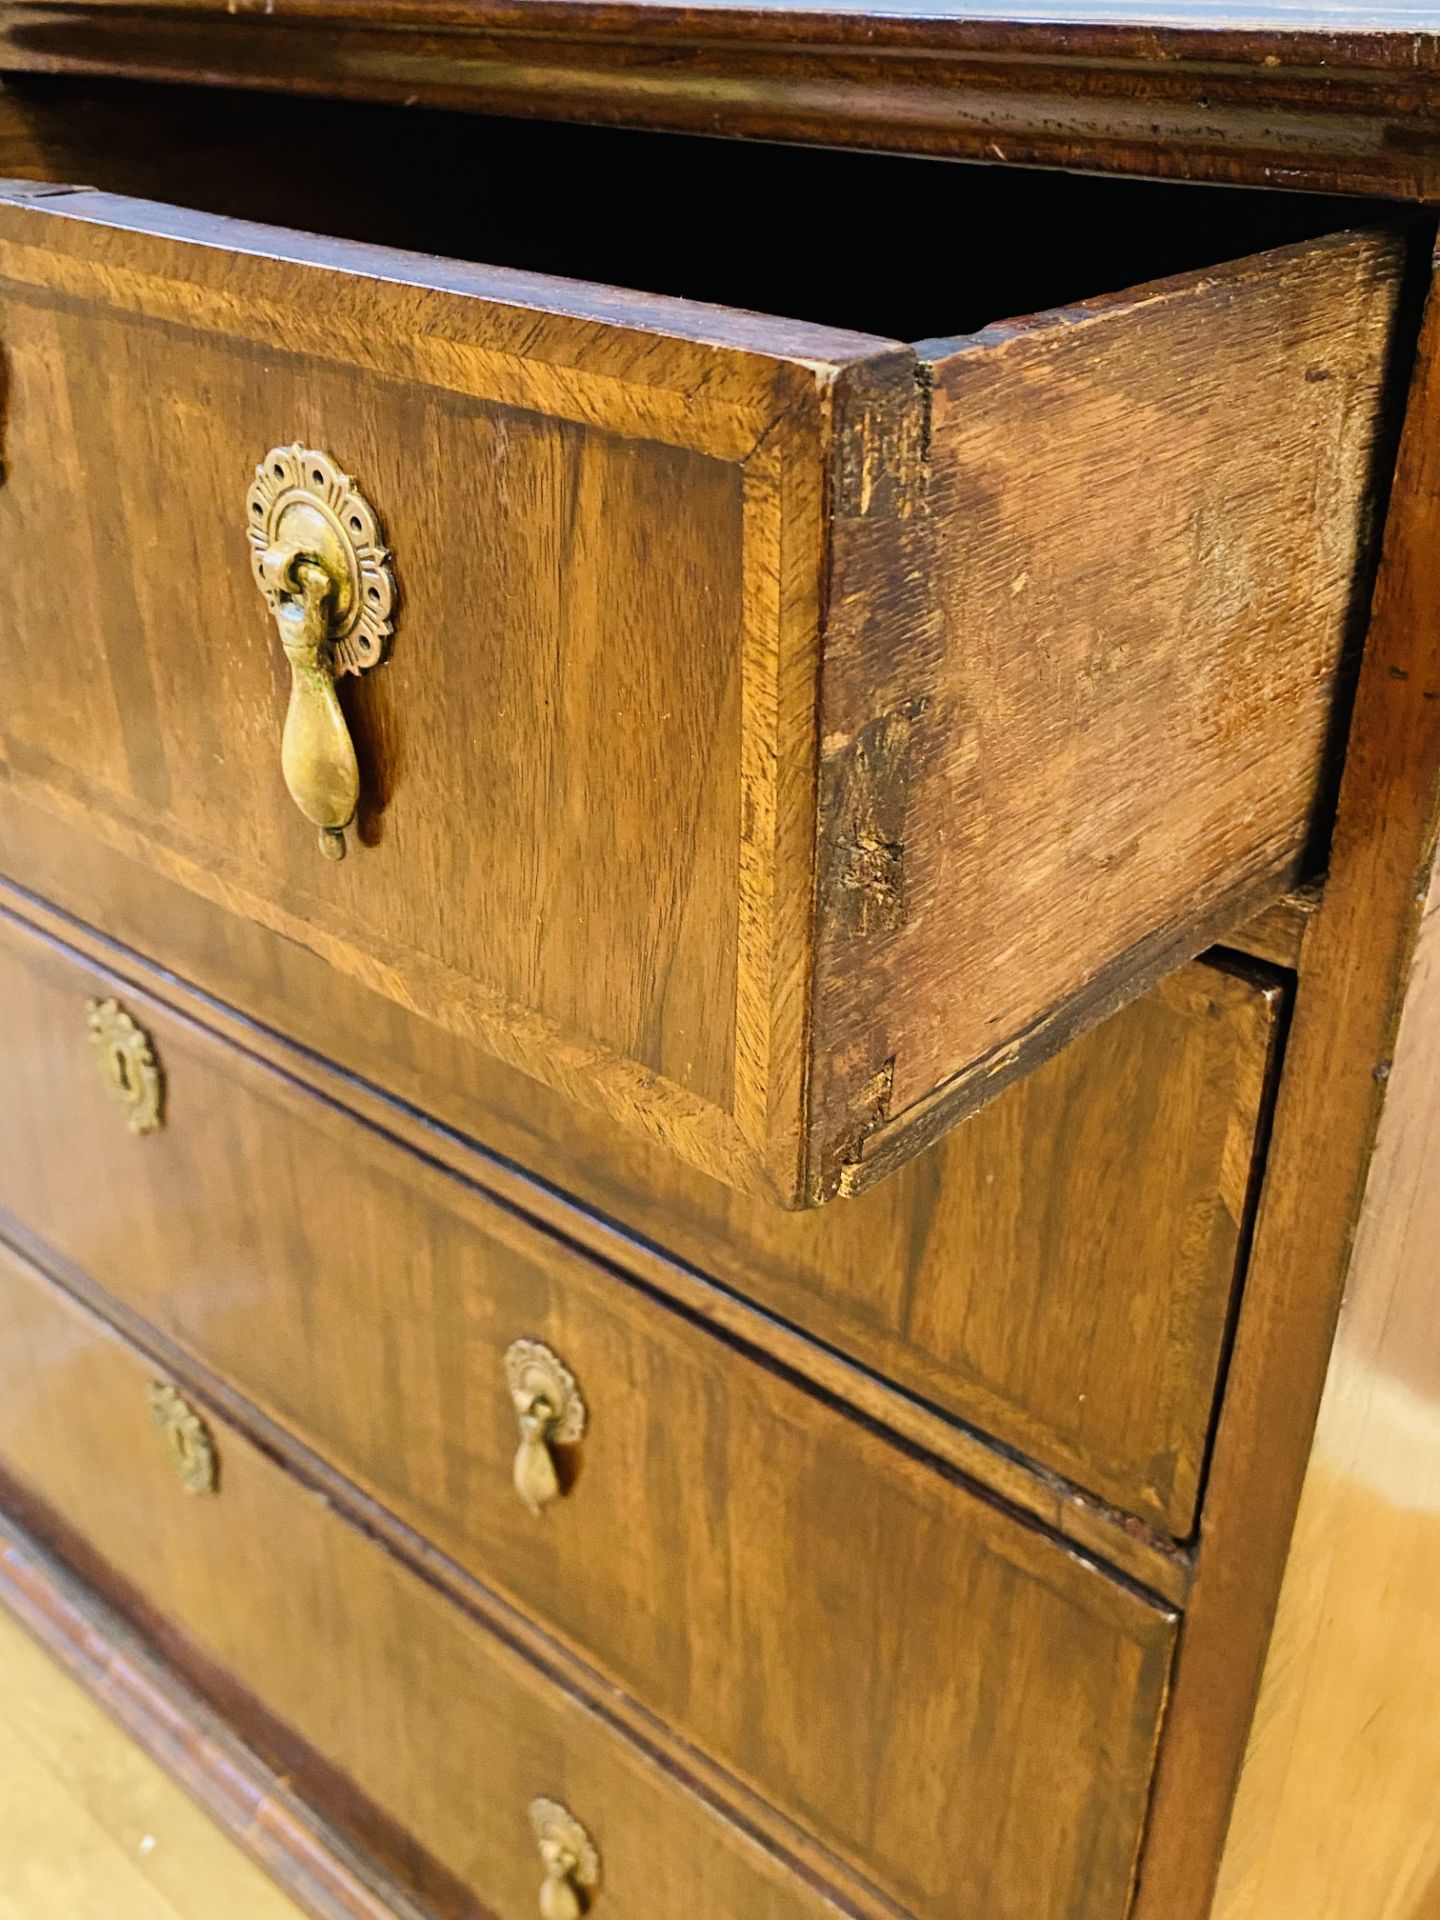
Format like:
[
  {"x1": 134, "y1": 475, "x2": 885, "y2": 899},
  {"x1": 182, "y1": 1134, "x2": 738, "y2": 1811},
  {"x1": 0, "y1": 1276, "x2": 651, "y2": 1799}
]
[
  {"x1": 0, "y1": 180, "x2": 1405, "y2": 1204},
  {"x1": 0, "y1": 877, "x2": 1282, "y2": 1535},
  {"x1": 0, "y1": 182, "x2": 838, "y2": 1205},
  {"x1": 0, "y1": 920, "x2": 1177, "y2": 1920},
  {"x1": 0, "y1": 1239, "x2": 857, "y2": 1920}
]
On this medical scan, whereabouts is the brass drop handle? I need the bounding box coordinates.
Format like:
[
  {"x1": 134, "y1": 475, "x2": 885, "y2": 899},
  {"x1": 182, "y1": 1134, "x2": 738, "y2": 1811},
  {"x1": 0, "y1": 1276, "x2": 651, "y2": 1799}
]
[
  {"x1": 538, "y1": 1844, "x2": 585, "y2": 1920},
  {"x1": 246, "y1": 445, "x2": 395, "y2": 862},
  {"x1": 529, "y1": 1798, "x2": 599, "y2": 1919},
  {"x1": 506, "y1": 1341, "x2": 586, "y2": 1517},
  {"x1": 263, "y1": 547, "x2": 357, "y2": 860}
]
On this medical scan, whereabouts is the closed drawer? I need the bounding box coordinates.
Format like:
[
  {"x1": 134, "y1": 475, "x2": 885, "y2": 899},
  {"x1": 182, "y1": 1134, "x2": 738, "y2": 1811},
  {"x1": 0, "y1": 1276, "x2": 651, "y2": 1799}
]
[
  {"x1": 0, "y1": 918, "x2": 1178, "y2": 1920},
  {"x1": 0, "y1": 90, "x2": 1409, "y2": 1206},
  {"x1": 0, "y1": 1240, "x2": 864, "y2": 1920},
  {"x1": 0, "y1": 886, "x2": 1282, "y2": 1535}
]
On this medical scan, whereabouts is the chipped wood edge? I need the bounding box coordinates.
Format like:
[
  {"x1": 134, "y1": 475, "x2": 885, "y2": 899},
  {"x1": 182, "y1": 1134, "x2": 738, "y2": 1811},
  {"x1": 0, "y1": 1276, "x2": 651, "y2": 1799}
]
[
  {"x1": 1225, "y1": 887, "x2": 1322, "y2": 971},
  {"x1": 804, "y1": 346, "x2": 933, "y2": 1201}
]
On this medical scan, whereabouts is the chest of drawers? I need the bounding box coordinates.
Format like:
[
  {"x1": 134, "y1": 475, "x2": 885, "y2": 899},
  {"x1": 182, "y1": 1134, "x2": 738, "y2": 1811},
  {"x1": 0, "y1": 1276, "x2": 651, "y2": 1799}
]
[{"x1": 0, "y1": 19, "x2": 1437, "y2": 1920}]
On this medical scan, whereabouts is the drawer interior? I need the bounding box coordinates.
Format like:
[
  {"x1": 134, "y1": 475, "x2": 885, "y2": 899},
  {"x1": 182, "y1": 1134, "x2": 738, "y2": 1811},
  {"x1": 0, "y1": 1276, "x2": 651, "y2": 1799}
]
[{"x1": 0, "y1": 73, "x2": 1389, "y2": 342}]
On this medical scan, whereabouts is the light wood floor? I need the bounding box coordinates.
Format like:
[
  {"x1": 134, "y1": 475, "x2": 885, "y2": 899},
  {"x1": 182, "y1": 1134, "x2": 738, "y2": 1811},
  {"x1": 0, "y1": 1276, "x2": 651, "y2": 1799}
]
[{"x1": 0, "y1": 1602, "x2": 307, "y2": 1919}]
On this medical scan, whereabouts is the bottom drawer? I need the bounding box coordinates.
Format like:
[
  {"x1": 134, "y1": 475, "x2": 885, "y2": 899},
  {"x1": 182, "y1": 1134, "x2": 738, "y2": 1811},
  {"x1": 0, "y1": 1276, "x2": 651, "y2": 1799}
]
[{"x1": 0, "y1": 1239, "x2": 858, "y2": 1920}]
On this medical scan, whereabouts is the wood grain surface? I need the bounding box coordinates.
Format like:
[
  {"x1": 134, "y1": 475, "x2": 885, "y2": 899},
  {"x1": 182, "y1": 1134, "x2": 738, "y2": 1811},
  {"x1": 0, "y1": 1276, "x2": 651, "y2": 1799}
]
[
  {"x1": 0, "y1": 906, "x2": 1183, "y2": 1920},
  {"x1": 0, "y1": 843, "x2": 1200, "y2": 1605},
  {"x1": 0, "y1": 180, "x2": 859, "y2": 1204},
  {"x1": 815, "y1": 228, "x2": 1404, "y2": 1185},
  {"x1": 0, "y1": 1239, "x2": 1177, "y2": 1920},
  {"x1": 0, "y1": 27, "x2": 1431, "y2": 1920},
  {"x1": 0, "y1": 172, "x2": 1404, "y2": 1203},
  {"x1": 0, "y1": 0, "x2": 1437, "y2": 197},
  {"x1": 0, "y1": 879, "x2": 1282, "y2": 1544}
]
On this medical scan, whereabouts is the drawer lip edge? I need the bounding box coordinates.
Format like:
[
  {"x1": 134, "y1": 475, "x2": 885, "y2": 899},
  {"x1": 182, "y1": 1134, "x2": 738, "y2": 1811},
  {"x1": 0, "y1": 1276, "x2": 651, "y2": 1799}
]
[
  {"x1": 841, "y1": 861, "x2": 1295, "y2": 1195},
  {"x1": 0, "y1": 175, "x2": 907, "y2": 367}
]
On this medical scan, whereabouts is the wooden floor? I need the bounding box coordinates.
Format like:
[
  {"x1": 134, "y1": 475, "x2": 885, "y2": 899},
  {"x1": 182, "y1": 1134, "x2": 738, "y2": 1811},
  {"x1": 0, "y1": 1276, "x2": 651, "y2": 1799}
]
[{"x1": 0, "y1": 1601, "x2": 307, "y2": 1919}]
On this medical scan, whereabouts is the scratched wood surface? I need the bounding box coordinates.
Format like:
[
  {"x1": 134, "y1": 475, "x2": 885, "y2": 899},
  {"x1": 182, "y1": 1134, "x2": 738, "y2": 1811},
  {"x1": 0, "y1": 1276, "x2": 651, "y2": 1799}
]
[
  {"x1": 0, "y1": 1239, "x2": 1177, "y2": 1920},
  {"x1": 816, "y1": 229, "x2": 1406, "y2": 1187}
]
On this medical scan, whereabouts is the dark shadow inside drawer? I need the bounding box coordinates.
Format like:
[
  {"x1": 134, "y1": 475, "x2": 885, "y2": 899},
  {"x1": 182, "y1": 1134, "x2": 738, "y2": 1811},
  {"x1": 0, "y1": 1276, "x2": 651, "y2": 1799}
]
[{"x1": 0, "y1": 73, "x2": 1391, "y2": 336}]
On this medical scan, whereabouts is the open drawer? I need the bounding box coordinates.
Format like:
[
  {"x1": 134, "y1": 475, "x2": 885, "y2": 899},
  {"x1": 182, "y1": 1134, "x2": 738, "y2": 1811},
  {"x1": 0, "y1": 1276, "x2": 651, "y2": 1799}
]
[{"x1": 0, "y1": 85, "x2": 1411, "y2": 1203}]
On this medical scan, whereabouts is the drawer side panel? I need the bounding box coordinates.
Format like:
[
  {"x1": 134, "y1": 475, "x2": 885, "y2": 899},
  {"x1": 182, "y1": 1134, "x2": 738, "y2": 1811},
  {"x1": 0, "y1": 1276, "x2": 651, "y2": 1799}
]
[{"x1": 813, "y1": 226, "x2": 1408, "y2": 1189}]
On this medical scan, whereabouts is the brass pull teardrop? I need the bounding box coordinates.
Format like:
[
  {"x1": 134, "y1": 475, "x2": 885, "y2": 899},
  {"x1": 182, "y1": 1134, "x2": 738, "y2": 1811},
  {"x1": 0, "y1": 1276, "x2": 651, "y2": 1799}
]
[
  {"x1": 505, "y1": 1341, "x2": 586, "y2": 1517},
  {"x1": 529, "y1": 1797, "x2": 599, "y2": 1919},
  {"x1": 267, "y1": 551, "x2": 355, "y2": 860},
  {"x1": 246, "y1": 445, "x2": 395, "y2": 861}
]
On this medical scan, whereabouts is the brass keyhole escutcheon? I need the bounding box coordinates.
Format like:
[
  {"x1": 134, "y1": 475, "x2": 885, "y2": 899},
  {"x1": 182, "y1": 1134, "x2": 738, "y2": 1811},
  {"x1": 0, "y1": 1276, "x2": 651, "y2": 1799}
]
[
  {"x1": 246, "y1": 445, "x2": 395, "y2": 861},
  {"x1": 147, "y1": 1382, "x2": 217, "y2": 1495},
  {"x1": 505, "y1": 1341, "x2": 586, "y2": 1517},
  {"x1": 87, "y1": 999, "x2": 163, "y2": 1135},
  {"x1": 529, "y1": 1798, "x2": 599, "y2": 1920}
]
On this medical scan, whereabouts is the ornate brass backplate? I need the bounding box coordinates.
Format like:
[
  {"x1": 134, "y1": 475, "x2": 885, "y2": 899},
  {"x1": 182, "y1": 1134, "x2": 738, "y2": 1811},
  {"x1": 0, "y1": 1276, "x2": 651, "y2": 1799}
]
[
  {"x1": 246, "y1": 445, "x2": 394, "y2": 674},
  {"x1": 146, "y1": 1382, "x2": 217, "y2": 1495},
  {"x1": 505, "y1": 1340, "x2": 587, "y2": 1518},
  {"x1": 245, "y1": 444, "x2": 396, "y2": 860},
  {"x1": 87, "y1": 998, "x2": 163, "y2": 1134},
  {"x1": 529, "y1": 1797, "x2": 600, "y2": 1920}
]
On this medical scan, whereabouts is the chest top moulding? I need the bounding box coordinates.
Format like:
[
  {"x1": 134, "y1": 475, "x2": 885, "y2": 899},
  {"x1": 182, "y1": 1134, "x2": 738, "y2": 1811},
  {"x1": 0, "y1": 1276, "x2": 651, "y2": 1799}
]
[{"x1": 0, "y1": 0, "x2": 1438, "y2": 199}]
